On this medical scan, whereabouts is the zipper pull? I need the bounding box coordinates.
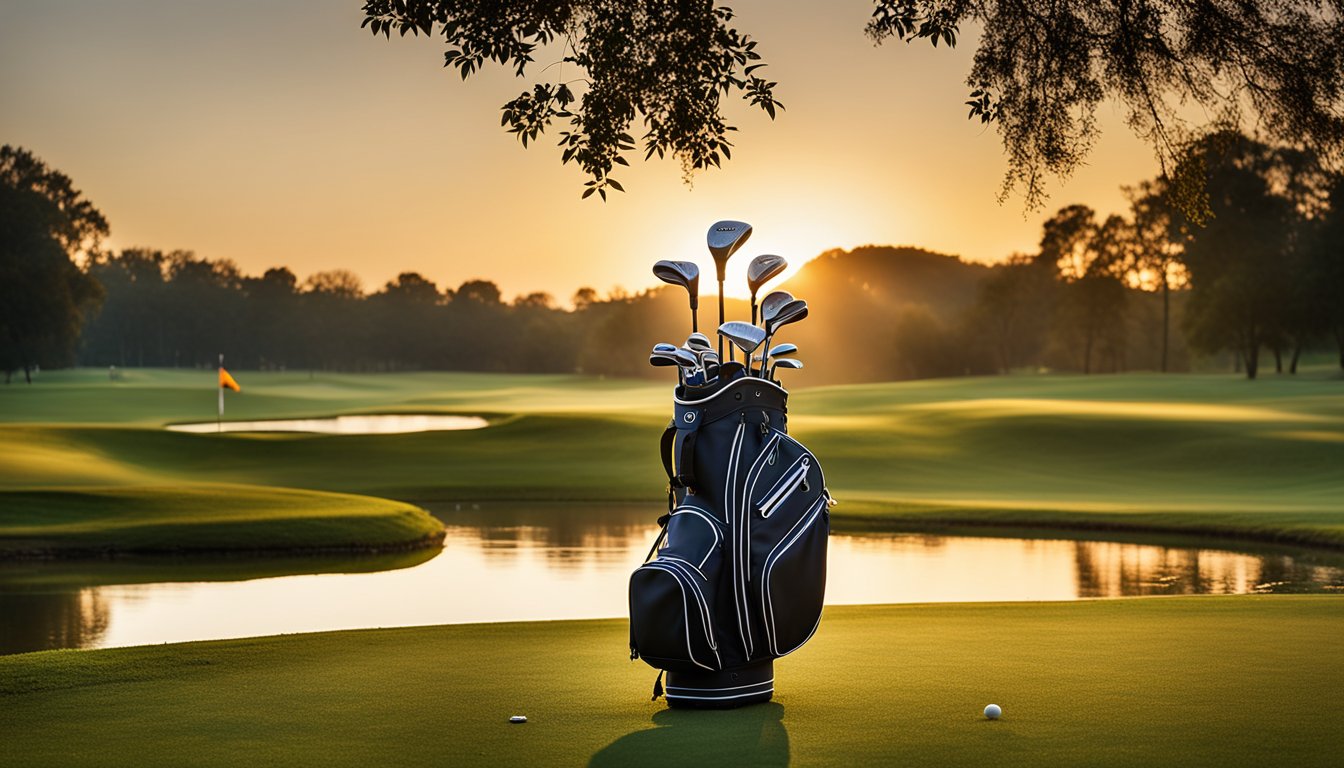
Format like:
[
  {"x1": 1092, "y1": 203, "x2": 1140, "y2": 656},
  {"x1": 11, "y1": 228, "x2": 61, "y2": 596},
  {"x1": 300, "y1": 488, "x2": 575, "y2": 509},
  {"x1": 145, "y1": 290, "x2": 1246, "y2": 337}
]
[{"x1": 651, "y1": 670, "x2": 665, "y2": 701}]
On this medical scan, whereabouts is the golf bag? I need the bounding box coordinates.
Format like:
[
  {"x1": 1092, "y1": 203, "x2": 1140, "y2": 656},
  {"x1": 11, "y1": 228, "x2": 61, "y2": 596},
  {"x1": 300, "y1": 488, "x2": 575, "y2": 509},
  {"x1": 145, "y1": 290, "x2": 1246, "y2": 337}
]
[{"x1": 629, "y1": 365, "x2": 833, "y2": 708}]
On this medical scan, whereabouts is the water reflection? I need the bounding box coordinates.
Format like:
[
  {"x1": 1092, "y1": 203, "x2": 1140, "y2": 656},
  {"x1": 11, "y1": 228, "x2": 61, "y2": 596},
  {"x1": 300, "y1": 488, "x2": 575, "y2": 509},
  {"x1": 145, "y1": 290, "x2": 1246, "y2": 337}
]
[{"x1": 1, "y1": 504, "x2": 1341, "y2": 655}]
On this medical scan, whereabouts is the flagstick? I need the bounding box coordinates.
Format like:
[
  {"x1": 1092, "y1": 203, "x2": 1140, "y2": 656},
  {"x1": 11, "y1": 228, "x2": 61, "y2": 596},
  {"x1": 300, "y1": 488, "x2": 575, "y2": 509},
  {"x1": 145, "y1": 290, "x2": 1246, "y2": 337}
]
[{"x1": 218, "y1": 353, "x2": 224, "y2": 433}]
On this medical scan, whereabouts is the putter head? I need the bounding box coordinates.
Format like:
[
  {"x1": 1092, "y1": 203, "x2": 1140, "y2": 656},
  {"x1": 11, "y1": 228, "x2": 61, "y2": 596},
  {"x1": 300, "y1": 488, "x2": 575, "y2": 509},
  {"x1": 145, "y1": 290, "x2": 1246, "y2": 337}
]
[
  {"x1": 652, "y1": 260, "x2": 700, "y2": 311},
  {"x1": 759, "y1": 290, "x2": 795, "y2": 326},
  {"x1": 718, "y1": 321, "x2": 767, "y2": 358},
  {"x1": 706, "y1": 220, "x2": 752, "y2": 280},
  {"x1": 747, "y1": 254, "x2": 788, "y2": 297}
]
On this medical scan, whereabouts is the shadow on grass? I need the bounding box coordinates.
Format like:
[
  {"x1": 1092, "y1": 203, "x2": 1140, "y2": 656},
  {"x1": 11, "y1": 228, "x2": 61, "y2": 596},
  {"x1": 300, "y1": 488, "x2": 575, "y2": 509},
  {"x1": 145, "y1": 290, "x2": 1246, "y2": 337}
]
[{"x1": 588, "y1": 702, "x2": 788, "y2": 767}]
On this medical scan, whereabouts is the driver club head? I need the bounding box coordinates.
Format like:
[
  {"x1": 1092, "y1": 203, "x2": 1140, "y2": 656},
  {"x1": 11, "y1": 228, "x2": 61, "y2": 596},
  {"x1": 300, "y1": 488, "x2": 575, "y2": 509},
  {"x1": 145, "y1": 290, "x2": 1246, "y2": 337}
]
[
  {"x1": 653, "y1": 259, "x2": 701, "y2": 333},
  {"x1": 706, "y1": 221, "x2": 753, "y2": 280},
  {"x1": 747, "y1": 254, "x2": 788, "y2": 323}
]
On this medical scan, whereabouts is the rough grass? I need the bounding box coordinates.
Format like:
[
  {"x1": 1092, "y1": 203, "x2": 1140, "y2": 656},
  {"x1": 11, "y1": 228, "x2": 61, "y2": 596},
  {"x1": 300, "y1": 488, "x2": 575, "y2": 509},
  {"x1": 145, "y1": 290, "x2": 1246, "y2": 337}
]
[
  {"x1": 2, "y1": 369, "x2": 1342, "y2": 551},
  {"x1": 1, "y1": 597, "x2": 1340, "y2": 767}
]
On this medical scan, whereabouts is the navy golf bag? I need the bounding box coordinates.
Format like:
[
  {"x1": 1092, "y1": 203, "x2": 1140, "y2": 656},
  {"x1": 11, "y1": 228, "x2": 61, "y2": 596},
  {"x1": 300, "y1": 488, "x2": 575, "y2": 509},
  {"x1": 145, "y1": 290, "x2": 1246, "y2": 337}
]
[{"x1": 629, "y1": 363, "x2": 833, "y2": 708}]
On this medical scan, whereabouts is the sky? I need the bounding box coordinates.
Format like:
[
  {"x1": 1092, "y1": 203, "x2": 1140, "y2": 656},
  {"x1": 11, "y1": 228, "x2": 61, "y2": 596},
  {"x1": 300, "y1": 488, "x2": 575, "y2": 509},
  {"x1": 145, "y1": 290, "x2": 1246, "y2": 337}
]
[{"x1": 0, "y1": 0, "x2": 1162, "y2": 302}]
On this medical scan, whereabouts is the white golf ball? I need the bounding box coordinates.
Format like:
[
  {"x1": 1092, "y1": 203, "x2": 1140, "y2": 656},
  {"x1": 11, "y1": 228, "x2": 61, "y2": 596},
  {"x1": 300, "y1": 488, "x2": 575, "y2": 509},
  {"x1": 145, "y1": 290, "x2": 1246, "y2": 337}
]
[{"x1": 984, "y1": 704, "x2": 1002, "y2": 720}]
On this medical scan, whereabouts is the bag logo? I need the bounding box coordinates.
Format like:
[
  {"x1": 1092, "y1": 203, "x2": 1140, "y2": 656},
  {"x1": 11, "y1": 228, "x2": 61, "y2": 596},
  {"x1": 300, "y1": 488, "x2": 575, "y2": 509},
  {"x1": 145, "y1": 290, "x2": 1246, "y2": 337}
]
[{"x1": 683, "y1": 412, "x2": 696, "y2": 423}]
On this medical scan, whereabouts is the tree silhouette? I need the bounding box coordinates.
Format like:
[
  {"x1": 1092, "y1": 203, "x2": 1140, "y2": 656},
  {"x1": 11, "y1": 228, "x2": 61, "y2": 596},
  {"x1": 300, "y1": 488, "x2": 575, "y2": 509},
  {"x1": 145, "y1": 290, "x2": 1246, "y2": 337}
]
[
  {"x1": 0, "y1": 146, "x2": 106, "y2": 382},
  {"x1": 360, "y1": 0, "x2": 781, "y2": 200}
]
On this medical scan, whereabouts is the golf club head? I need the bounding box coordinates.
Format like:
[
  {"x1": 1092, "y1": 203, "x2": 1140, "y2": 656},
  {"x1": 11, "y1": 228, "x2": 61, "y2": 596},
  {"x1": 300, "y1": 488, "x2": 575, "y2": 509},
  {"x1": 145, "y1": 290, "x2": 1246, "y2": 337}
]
[
  {"x1": 652, "y1": 342, "x2": 678, "y2": 355},
  {"x1": 759, "y1": 290, "x2": 795, "y2": 326},
  {"x1": 706, "y1": 221, "x2": 752, "y2": 280},
  {"x1": 685, "y1": 332, "x2": 712, "y2": 351},
  {"x1": 652, "y1": 260, "x2": 700, "y2": 309},
  {"x1": 648, "y1": 353, "x2": 680, "y2": 368},
  {"x1": 765, "y1": 299, "x2": 809, "y2": 335},
  {"x1": 747, "y1": 254, "x2": 788, "y2": 296},
  {"x1": 718, "y1": 321, "x2": 767, "y2": 359},
  {"x1": 767, "y1": 342, "x2": 798, "y2": 359},
  {"x1": 671, "y1": 348, "x2": 699, "y2": 368},
  {"x1": 770, "y1": 357, "x2": 804, "y2": 381}
]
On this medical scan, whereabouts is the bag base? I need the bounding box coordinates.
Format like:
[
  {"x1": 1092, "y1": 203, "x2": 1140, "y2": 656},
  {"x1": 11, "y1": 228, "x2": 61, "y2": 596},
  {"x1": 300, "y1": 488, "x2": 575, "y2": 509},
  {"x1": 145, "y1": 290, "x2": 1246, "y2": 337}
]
[{"x1": 665, "y1": 660, "x2": 774, "y2": 709}]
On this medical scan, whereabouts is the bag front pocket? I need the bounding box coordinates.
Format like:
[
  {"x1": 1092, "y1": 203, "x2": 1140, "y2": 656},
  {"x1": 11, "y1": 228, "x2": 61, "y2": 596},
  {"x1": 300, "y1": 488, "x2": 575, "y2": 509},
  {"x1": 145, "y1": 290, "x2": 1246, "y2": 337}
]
[
  {"x1": 630, "y1": 559, "x2": 721, "y2": 673},
  {"x1": 758, "y1": 495, "x2": 829, "y2": 657},
  {"x1": 629, "y1": 505, "x2": 724, "y2": 673}
]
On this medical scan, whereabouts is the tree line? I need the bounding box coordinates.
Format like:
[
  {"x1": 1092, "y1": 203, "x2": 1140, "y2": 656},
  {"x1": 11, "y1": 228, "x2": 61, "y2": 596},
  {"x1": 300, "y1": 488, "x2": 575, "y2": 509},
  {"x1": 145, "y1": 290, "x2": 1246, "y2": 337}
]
[{"x1": 3, "y1": 135, "x2": 1342, "y2": 384}]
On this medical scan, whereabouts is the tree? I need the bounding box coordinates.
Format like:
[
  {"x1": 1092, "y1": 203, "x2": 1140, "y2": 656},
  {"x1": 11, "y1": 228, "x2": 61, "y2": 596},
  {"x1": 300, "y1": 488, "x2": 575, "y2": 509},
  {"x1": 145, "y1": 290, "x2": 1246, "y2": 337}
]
[
  {"x1": 364, "y1": 2, "x2": 1344, "y2": 209},
  {"x1": 360, "y1": 0, "x2": 782, "y2": 200},
  {"x1": 1174, "y1": 133, "x2": 1321, "y2": 379},
  {"x1": 0, "y1": 146, "x2": 106, "y2": 382},
  {"x1": 1035, "y1": 206, "x2": 1130, "y2": 373},
  {"x1": 1125, "y1": 181, "x2": 1189, "y2": 371},
  {"x1": 969, "y1": 253, "x2": 1055, "y2": 373},
  {"x1": 1302, "y1": 173, "x2": 1344, "y2": 370}
]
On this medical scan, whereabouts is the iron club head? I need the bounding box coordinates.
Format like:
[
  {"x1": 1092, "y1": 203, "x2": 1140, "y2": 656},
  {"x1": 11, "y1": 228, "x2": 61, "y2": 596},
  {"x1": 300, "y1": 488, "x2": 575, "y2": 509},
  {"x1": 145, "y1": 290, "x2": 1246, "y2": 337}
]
[{"x1": 717, "y1": 321, "x2": 767, "y2": 368}]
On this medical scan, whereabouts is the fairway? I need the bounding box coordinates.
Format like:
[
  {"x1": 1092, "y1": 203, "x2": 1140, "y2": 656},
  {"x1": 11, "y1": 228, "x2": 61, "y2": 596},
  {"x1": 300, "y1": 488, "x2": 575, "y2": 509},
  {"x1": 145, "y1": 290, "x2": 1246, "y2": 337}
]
[
  {"x1": 2, "y1": 369, "x2": 1342, "y2": 552},
  {"x1": 2, "y1": 597, "x2": 1340, "y2": 767}
]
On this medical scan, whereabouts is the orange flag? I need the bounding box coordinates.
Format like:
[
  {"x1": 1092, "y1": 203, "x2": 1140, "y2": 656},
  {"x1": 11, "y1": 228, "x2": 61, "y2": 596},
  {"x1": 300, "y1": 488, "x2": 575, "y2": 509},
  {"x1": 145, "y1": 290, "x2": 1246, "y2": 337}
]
[{"x1": 219, "y1": 367, "x2": 241, "y2": 392}]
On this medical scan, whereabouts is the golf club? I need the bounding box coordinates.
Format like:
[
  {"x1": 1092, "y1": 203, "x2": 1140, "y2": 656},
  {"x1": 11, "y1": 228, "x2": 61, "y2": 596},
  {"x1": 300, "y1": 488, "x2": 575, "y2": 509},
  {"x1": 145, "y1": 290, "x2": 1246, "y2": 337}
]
[
  {"x1": 706, "y1": 220, "x2": 753, "y2": 359},
  {"x1": 747, "y1": 254, "x2": 788, "y2": 326},
  {"x1": 758, "y1": 342, "x2": 798, "y2": 377},
  {"x1": 653, "y1": 260, "x2": 701, "y2": 333},
  {"x1": 769, "y1": 357, "x2": 803, "y2": 382},
  {"x1": 761, "y1": 299, "x2": 809, "y2": 377},
  {"x1": 717, "y1": 321, "x2": 766, "y2": 370},
  {"x1": 650, "y1": 344, "x2": 698, "y2": 385}
]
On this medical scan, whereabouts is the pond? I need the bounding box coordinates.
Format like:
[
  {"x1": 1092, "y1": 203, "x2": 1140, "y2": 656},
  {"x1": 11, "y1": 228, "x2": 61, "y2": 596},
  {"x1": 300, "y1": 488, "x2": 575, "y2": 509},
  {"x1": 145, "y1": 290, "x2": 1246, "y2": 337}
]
[
  {"x1": 165, "y1": 414, "x2": 489, "y2": 434},
  {"x1": 2, "y1": 504, "x2": 1341, "y2": 656}
]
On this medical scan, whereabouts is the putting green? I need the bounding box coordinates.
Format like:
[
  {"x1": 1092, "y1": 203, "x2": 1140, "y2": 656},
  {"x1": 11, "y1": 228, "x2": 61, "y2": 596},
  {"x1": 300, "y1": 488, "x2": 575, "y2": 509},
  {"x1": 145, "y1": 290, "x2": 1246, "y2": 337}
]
[
  {"x1": 2, "y1": 597, "x2": 1339, "y2": 766},
  {"x1": 2, "y1": 369, "x2": 1342, "y2": 553}
]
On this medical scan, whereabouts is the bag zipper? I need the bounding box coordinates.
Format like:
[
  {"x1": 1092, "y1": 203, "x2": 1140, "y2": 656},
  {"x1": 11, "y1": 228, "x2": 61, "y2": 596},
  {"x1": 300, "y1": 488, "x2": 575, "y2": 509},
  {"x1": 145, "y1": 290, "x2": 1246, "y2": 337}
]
[{"x1": 758, "y1": 457, "x2": 810, "y2": 518}]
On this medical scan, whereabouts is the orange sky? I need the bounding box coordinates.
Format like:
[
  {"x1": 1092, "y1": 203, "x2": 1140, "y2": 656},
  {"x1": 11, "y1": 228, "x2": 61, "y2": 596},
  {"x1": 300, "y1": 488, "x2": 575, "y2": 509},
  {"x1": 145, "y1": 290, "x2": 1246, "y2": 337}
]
[{"x1": 0, "y1": 1, "x2": 1161, "y2": 301}]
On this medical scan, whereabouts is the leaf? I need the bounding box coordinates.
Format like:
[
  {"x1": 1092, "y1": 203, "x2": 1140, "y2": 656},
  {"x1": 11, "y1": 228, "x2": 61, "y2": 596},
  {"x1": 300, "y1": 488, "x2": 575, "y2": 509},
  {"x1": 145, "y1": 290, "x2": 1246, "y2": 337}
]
[
  {"x1": 607, "y1": 178, "x2": 625, "y2": 192},
  {"x1": 582, "y1": 187, "x2": 596, "y2": 199}
]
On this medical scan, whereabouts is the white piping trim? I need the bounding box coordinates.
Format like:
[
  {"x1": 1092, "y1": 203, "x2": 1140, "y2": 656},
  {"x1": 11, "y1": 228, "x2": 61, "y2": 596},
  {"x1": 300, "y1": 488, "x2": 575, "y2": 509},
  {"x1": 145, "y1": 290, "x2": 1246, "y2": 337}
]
[
  {"x1": 671, "y1": 506, "x2": 722, "y2": 568},
  {"x1": 639, "y1": 564, "x2": 716, "y2": 670},
  {"x1": 758, "y1": 458, "x2": 809, "y2": 518},
  {"x1": 672, "y1": 377, "x2": 787, "y2": 407},
  {"x1": 664, "y1": 688, "x2": 775, "y2": 701},
  {"x1": 761, "y1": 496, "x2": 827, "y2": 655},
  {"x1": 666, "y1": 679, "x2": 774, "y2": 693},
  {"x1": 646, "y1": 561, "x2": 720, "y2": 657}
]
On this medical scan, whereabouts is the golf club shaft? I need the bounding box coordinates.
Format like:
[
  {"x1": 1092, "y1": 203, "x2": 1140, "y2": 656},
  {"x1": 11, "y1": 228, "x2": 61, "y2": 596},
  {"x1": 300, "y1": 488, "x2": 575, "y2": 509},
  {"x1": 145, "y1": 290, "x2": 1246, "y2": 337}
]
[{"x1": 718, "y1": 281, "x2": 728, "y2": 361}]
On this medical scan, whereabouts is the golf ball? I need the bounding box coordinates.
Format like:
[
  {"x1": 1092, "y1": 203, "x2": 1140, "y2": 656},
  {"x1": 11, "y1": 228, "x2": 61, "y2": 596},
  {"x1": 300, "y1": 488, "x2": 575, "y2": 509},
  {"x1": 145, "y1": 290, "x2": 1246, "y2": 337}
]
[{"x1": 984, "y1": 704, "x2": 1002, "y2": 720}]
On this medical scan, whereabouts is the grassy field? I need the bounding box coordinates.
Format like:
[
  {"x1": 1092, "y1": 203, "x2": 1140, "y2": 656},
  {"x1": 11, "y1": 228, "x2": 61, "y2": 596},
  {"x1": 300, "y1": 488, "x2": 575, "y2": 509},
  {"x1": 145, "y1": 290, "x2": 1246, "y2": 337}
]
[
  {"x1": 2, "y1": 368, "x2": 1341, "y2": 551},
  {"x1": 1, "y1": 597, "x2": 1340, "y2": 766},
  {"x1": 0, "y1": 486, "x2": 443, "y2": 556}
]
